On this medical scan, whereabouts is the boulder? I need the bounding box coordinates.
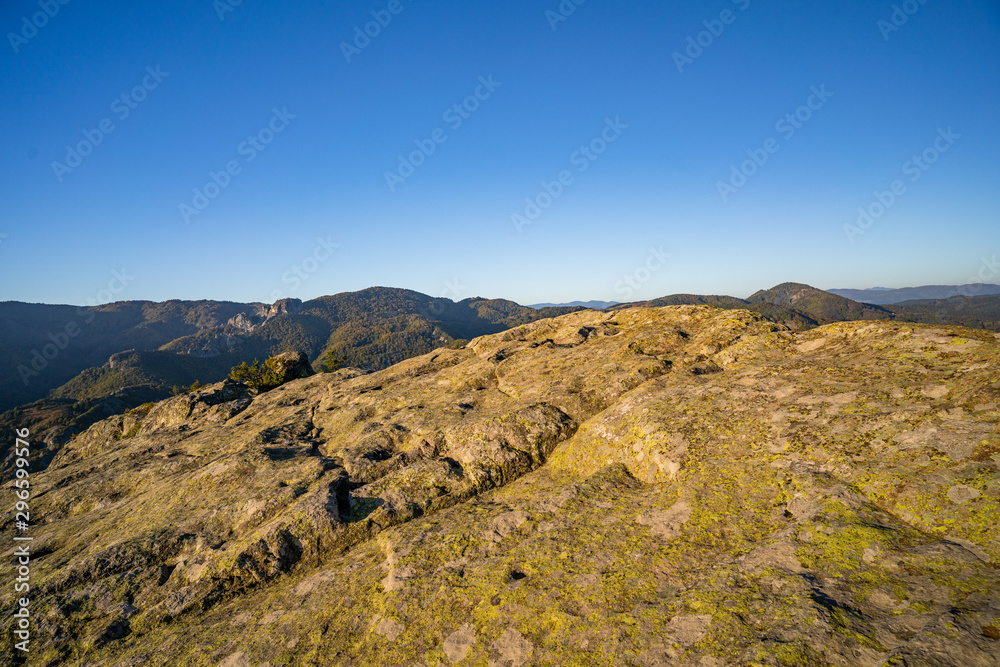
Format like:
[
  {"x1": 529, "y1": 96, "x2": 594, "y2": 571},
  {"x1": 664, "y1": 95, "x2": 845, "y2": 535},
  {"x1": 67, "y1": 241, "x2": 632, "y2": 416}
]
[{"x1": 270, "y1": 350, "x2": 315, "y2": 381}]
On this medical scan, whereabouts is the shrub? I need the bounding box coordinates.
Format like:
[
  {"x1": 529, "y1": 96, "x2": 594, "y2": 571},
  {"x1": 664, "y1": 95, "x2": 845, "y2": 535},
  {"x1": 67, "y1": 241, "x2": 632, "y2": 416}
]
[
  {"x1": 170, "y1": 380, "x2": 203, "y2": 396},
  {"x1": 322, "y1": 348, "x2": 347, "y2": 373},
  {"x1": 229, "y1": 357, "x2": 287, "y2": 392}
]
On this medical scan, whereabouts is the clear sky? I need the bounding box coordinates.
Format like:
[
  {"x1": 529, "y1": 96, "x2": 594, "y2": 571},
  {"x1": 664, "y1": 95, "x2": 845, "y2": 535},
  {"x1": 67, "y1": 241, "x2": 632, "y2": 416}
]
[{"x1": 1, "y1": 0, "x2": 998, "y2": 306}]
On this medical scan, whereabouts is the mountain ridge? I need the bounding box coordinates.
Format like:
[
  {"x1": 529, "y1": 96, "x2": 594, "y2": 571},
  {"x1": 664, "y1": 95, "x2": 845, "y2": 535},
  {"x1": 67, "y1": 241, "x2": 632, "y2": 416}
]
[
  {"x1": 0, "y1": 288, "x2": 581, "y2": 413},
  {"x1": 527, "y1": 300, "x2": 620, "y2": 310},
  {"x1": 5, "y1": 283, "x2": 1000, "y2": 466},
  {"x1": 829, "y1": 283, "x2": 1000, "y2": 304}
]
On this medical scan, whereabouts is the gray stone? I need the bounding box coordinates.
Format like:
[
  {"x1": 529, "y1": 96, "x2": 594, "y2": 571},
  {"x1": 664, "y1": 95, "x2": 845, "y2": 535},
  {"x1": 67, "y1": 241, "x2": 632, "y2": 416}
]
[{"x1": 948, "y1": 484, "x2": 982, "y2": 505}]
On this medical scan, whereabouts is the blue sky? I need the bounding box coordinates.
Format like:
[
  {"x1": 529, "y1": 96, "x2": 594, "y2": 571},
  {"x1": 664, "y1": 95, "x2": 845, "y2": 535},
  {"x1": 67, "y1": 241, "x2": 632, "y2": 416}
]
[{"x1": 1, "y1": 0, "x2": 998, "y2": 306}]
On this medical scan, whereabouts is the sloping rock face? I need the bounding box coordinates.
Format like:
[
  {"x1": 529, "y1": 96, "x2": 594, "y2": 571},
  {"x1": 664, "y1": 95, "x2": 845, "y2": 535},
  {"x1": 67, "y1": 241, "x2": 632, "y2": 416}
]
[{"x1": 2, "y1": 307, "x2": 999, "y2": 666}]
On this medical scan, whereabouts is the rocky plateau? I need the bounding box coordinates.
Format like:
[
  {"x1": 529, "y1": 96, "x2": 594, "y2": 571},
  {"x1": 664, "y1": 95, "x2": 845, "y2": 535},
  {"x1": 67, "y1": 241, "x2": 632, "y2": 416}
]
[{"x1": 3, "y1": 305, "x2": 999, "y2": 666}]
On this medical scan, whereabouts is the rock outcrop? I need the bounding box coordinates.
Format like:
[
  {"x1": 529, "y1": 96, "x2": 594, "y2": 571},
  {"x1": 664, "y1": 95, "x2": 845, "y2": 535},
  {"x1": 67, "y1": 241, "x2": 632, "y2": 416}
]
[
  {"x1": 268, "y1": 350, "x2": 315, "y2": 382},
  {"x1": 225, "y1": 299, "x2": 303, "y2": 334},
  {"x1": 227, "y1": 312, "x2": 262, "y2": 333},
  {"x1": 2, "y1": 306, "x2": 999, "y2": 666}
]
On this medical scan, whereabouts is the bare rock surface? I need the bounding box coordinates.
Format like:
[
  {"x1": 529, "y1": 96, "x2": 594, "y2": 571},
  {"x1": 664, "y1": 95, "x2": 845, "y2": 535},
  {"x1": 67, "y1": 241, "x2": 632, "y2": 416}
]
[{"x1": 2, "y1": 306, "x2": 999, "y2": 666}]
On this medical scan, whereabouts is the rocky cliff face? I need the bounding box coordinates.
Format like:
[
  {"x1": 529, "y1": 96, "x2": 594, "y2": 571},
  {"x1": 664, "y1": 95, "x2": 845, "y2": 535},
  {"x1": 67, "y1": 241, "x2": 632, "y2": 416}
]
[
  {"x1": 225, "y1": 299, "x2": 303, "y2": 334},
  {"x1": 3, "y1": 306, "x2": 999, "y2": 666}
]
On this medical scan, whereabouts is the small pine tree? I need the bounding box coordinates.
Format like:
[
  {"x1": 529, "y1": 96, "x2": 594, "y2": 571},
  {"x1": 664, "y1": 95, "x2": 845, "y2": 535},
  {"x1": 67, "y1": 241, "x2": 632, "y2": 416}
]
[{"x1": 322, "y1": 348, "x2": 347, "y2": 373}]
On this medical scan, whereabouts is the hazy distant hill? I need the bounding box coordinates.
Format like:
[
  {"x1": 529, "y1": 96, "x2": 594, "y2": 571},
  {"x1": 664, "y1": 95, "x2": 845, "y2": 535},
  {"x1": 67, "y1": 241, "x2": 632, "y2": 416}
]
[
  {"x1": 528, "y1": 300, "x2": 619, "y2": 309},
  {"x1": 829, "y1": 284, "x2": 1000, "y2": 304},
  {"x1": 0, "y1": 299, "x2": 255, "y2": 412},
  {"x1": 610, "y1": 292, "x2": 822, "y2": 330},
  {"x1": 746, "y1": 282, "x2": 895, "y2": 322},
  {"x1": 0, "y1": 288, "x2": 579, "y2": 415},
  {"x1": 890, "y1": 294, "x2": 1000, "y2": 331},
  {"x1": 613, "y1": 283, "x2": 1000, "y2": 335},
  {"x1": 744, "y1": 283, "x2": 1000, "y2": 332}
]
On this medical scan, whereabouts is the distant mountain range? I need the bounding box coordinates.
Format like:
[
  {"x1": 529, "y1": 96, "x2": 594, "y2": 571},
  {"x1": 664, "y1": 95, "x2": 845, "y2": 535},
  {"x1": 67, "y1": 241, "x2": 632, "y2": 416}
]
[
  {"x1": 4, "y1": 283, "x2": 1000, "y2": 451},
  {"x1": 616, "y1": 282, "x2": 1000, "y2": 332},
  {"x1": 527, "y1": 300, "x2": 620, "y2": 309},
  {"x1": 828, "y1": 283, "x2": 1000, "y2": 304},
  {"x1": 0, "y1": 288, "x2": 579, "y2": 420},
  {"x1": 533, "y1": 284, "x2": 1000, "y2": 309}
]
